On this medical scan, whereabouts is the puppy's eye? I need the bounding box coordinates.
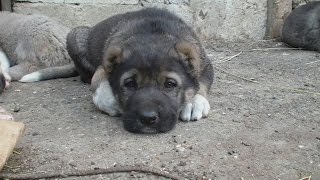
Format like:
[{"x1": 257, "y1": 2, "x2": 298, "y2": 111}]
[
  {"x1": 164, "y1": 79, "x2": 177, "y2": 88},
  {"x1": 124, "y1": 78, "x2": 137, "y2": 88}
]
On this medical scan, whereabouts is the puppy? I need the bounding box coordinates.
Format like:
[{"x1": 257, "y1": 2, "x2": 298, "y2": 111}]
[
  {"x1": 0, "y1": 12, "x2": 77, "y2": 94},
  {"x1": 67, "y1": 8, "x2": 214, "y2": 133},
  {"x1": 282, "y1": 1, "x2": 320, "y2": 51}
]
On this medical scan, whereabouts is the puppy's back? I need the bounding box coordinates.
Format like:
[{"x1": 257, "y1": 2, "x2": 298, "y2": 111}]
[
  {"x1": 282, "y1": 1, "x2": 320, "y2": 51},
  {"x1": 0, "y1": 12, "x2": 71, "y2": 66}
]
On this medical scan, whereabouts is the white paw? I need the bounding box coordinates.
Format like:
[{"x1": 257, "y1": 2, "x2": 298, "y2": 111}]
[
  {"x1": 3, "y1": 71, "x2": 11, "y2": 89},
  {"x1": 19, "y1": 72, "x2": 41, "y2": 82},
  {"x1": 92, "y1": 80, "x2": 121, "y2": 116},
  {"x1": 0, "y1": 50, "x2": 10, "y2": 70},
  {"x1": 180, "y1": 94, "x2": 210, "y2": 121}
]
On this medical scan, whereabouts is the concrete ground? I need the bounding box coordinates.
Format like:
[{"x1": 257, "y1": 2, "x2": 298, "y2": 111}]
[{"x1": 0, "y1": 42, "x2": 319, "y2": 180}]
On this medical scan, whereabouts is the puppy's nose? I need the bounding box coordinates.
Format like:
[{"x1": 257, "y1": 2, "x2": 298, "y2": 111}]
[{"x1": 139, "y1": 111, "x2": 158, "y2": 125}]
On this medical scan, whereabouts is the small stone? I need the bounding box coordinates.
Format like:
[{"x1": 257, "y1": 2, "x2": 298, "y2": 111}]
[
  {"x1": 175, "y1": 144, "x2": 186, "y2": 152},
  {"x1": 90, "y1": 161, "x2": 95, "y2": 165},
  {"x1": 227, "y1": 150, "x2": 237, "y2": 155},
  {"x1": 32, "y1": 132, "x2": 40, "y2": 136},
  {"x1": 69, "y1": 162, "x2": 77, "y2": 168},
  {"x1": 227, "y1": 107, "x2": 234, "y2": 111},
  {"x1": 243, "y1": 113, "x2": 250, "y2": 117},
  {"x1": 241, "y1": 141, "x2": 251, "y2": 146},
  {"x1": 178, "y1": 161, "x2": 187, "y2": 166},
  {"x1": 13, "y1": 105, "x2": 20, "y2": 112}
]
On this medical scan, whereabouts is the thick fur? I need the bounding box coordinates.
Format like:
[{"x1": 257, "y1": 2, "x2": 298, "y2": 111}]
[
  {"x1": 67, "y1": 8, "x2": 214, "y2": 133},
  {"x1": 282, "y1": 1, "x2": 320, "y2": 51},
  {"x1": 0, "y1": 12, "x2": 78, "y2": 93}
]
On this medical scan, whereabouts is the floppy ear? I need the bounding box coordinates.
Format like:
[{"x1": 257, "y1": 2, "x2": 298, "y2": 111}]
[
  {"x1": 102, "y1": 46, "x2": 124, "y2": 74},
  {"x1": 175, "y1": 41, "x2": 201, "y2": 77}
]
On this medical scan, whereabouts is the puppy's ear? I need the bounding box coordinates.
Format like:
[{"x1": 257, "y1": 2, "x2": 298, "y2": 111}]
[
  {"x1": 174, "y1": 41, "x2": 201, "y2": 77},
  {"x1": 102, "y1": 46, "x2": 124, "y2": 74}
]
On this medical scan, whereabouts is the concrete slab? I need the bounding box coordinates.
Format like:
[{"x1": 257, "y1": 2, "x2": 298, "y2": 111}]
[{"x1": 0, "y1": 42, "x2": 319, "y2": 179}]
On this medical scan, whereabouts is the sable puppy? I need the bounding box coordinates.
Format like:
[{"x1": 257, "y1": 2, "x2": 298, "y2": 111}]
[
  {"x1": 282, "y1": 1, "x2": 320, "y2": 51},
  {"x1": 0, "y1": 12, "x2": 77, "y2": 94},
  {"x1": 67, "y1": 8, "x2": 214, "y2": 133}
]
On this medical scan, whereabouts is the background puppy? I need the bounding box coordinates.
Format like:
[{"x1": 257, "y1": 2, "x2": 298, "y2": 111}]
[
  {"x1": 67, "y1": 8, "x2": 214, "y2": 133},
  {"x1": 0, "y1": 12, "x2": 77, "y2": 94},
  {"x1": 282, "y1": 1, "x2": 320, "y2": 51}
]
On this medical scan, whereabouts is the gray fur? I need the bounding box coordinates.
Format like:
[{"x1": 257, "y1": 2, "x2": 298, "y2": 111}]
[
  {"x1": 0, "y1": 12, "x2": 77, "y2": 91},
  {"x1": 282, "y1": 1, "x2": 320, "y2": 51}
]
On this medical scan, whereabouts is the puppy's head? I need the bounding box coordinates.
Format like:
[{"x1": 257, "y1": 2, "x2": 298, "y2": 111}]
[{"x1": 104, "y1": 41, "x2": 201, "y2": 133}]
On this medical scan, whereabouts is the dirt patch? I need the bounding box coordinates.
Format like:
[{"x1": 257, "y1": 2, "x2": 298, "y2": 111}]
[{"x1": 0, "y1": 42, "x2": 319, "y2": 179}]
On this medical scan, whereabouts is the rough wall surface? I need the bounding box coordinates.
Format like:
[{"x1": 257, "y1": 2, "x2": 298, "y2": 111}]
[
  {"x1": 265, "y1": 0, "x2": 292, "y2": 39},
  {"x1": 14, "y1": 0, "x2": 268, "y2": 42}
]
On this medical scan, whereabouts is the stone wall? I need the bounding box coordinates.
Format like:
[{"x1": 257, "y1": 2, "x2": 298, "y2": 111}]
[{"x1": 13, "y1": 0, "x2": 268, "y2": 42}]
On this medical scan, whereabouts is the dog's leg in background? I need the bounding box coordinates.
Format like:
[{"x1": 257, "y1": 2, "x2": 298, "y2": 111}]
[
  {"x1": 7, "y1": 63, "x2": 31, "y2": 81},
  {"x1": 0, "y1": 49, "x2": 12, "y2": 92},
  {"x1": 19, "y1": 64, "x2": 78, "y2": 82},
  {"x1": 91, "y1": 66, "x2": 122, "y2": 116}
]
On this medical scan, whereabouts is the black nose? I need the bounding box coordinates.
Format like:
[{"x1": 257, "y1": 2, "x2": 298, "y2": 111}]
[{"x1": 139, "y1": 111, "x2": 158, "y2": 125}]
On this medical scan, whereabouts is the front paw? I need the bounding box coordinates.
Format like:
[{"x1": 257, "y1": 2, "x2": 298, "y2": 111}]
[
  {"x1": 180, "y1": 94, "x2": 210, "y2": 121},
  {"x1": 92, "y1": 80, "x2": 121, "y2": 116},
  {"x1": 2, "y1": 71, "x2": 11, "y2": 90}
]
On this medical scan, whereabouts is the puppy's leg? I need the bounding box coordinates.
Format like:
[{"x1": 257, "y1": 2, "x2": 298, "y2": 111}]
[
  {"x1": 0, "y1": 50, "x2": 11, "y2": 90},
  {"x1": 91, "y1": 66, "x2": 122, "y2": 116},
  {"x1": 67, "y1": 26, "x2": 95, "y2": 83},
  {"x1": 7, "y1": 63, "x2": 31, "y2": 81},
  {"x1": 180, "y1": 63, "x2": 214, "y2": 121},
  {"x1": 19, "y1": 64, "x2": 78, "y2": 83}
]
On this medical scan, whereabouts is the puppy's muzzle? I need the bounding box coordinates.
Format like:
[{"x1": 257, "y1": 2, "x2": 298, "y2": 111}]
[{"x1": 123, "y1": 87, "x2": 178, "y2": 133}]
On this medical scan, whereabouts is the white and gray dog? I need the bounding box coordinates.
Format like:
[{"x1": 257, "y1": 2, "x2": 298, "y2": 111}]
[{"x1": 0, "y1": 12, "x2": 77, "y2": 93}]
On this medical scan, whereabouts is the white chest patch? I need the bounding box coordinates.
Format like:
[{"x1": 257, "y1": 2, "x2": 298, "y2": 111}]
[{"x1": 0, "y1": 51, "x2": 10, "y2": 71}]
